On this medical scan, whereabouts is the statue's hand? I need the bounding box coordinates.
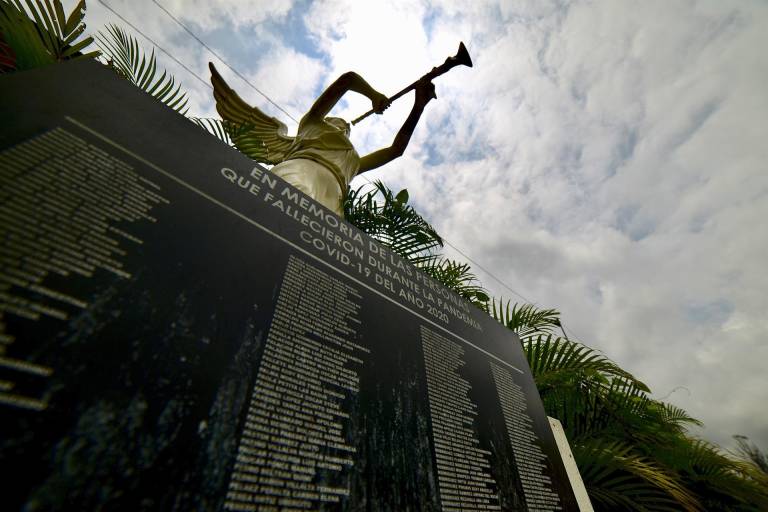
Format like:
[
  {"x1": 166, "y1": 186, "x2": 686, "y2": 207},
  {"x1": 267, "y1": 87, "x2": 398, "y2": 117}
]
[
  {"x1": 371, "y1": 91, "x2": 391, "y2": 114},
  {"x1": 415, "y1": 79, "x2": 437, "y2": 108}
]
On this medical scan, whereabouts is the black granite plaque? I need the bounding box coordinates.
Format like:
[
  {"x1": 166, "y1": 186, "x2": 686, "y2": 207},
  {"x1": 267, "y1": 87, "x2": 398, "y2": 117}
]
[{"x1": 0, "y1": 60, "x2": 579, "y2": 511}]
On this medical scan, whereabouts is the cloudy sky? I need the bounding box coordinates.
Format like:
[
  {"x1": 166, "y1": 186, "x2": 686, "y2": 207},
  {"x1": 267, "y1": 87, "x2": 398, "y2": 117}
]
[{"x1": 73, "y1": 0, "x2": 767, "y2": 451}]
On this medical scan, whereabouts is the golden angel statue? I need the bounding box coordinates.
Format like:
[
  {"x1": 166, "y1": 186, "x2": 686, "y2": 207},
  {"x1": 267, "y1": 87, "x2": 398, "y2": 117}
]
[
  {"x1": 209, "y1": 65, "x2": 434, "y2": 216},
  {"x1": 208, "y1": 43, "x2": 471, "y2": 217}
]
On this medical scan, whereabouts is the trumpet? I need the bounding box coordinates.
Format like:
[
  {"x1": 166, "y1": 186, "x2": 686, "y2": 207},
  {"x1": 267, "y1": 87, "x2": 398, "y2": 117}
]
[{"x1": 351, "y1": 42, "x2": 473, "y2": 126}]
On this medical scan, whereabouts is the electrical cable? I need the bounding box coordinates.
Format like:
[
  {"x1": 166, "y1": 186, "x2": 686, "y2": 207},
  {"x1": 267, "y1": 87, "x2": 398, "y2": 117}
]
[
  {"x1": 96, "y1": 0, "x2": 212, "y2": 91},
  {"x1": 149, "y1": 0, "x2": 299, "y2": 124}
]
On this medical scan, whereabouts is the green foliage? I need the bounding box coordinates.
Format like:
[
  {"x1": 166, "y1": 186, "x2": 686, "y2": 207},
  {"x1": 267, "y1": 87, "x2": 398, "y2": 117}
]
[
  {"x1": 655, "y1": 403, "x2": 703, "y2": 431},
  {"x1": 491, "y1": 300, "x2": 563, "y2": 338},
  {"x1": 190, "y1": 117, "x2": 232, "y2": 145},
  {"x1": 0, "y1": 0, "x2": 98, "y2": 72},
  {"x1": 485, "y1": 300, "x2": 768, "y2": 510},
  {"x1": 734, "y1": 435, "x2": 768, "y2": 475},
  {"x1": 575, "y1": 439, "x2": 701, "y2": 511},
  {"x1": 419, "y1": 257, "x2": 489, "y2": 306},
  {"x1": 344, "y1": 181, "x2": 443, "y2": 266},
  {"x1": 189, "y1": 117, "x2": 259, "y2": 149},
  {"x1": 658, "y1": 438, "x2": 768, "y2": 512},
  {"x1": 521, "y1": 334, "x2": 647, "y2": 391},
  {"x1": 95, "y1": 24, "x2": 188, "y2": 114}
]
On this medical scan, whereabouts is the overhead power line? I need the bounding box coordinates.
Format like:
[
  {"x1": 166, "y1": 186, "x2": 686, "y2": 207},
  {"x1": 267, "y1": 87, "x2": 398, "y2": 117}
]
[
  {"x1": 149, "y1": 0, "x2": 299, "y2": 124},
  {"x1": 96, "y1": 0, "x2": 212, "y2": 91},
  {"x1": 442, "y1": 238, "x2": 535, "y2": 305}
]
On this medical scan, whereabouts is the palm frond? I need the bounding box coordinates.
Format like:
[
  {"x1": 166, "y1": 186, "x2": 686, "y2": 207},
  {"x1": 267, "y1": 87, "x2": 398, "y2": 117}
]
[
  {"x1": 574, "y1": 438, "x2": 702, "y2": 512},
  {"x1": 734, "y1": 435, "x2": 768, "y2": 474},
  {"x1": 418, "y1": 257, "x2": 489, "y2": 306},
  {"x1": 490, "y1": 300, "x2": 562, "y2": 338},
  {"x1": 190, "y1": 117, "x2": 231, "y2": 145},
  {"x1": 542, "y1": 375, "x2": 654, "y2": 441},
  {"x1": 667, "y1": 438, "x2": 768, "y2": 511},
  {"x1": 655, "y1": 402, "x2": 703, "y2": 431},
  {"x1": 523, "y1": 334, "x2": 647, "y2": 390},
  {"x1": 0, "y1": 0, "x2": 97, "y2": 72},
  {"x1": 96, "y1": 24, "x2": 188, "y2": 114},
  {"x1": 188, "y1": 117, "x2": 259, "y2": 148},
  {"x1": 344, "y1": 181, "x2": 442, "y2": 266}
]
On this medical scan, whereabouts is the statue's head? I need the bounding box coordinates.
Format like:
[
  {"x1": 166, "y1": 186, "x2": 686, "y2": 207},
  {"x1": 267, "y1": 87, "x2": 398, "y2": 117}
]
[{"x1": 325, "y1": 117, "x2": 350, "y2": 137}]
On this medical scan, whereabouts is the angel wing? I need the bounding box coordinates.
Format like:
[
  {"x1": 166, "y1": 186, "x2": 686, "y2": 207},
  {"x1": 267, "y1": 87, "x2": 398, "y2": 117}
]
[{"x1": 209, "y1": 62, "x2": 294, "y2": 165}]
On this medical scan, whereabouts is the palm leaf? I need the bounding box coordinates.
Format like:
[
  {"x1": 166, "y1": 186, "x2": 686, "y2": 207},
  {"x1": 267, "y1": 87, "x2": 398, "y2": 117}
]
[
  {"x1": 418, "y1": 257, "x2": 489, "y2": 306},
  {"x1": 95, "y1": 24, "x2": 188, "y2": 114},
  {"x1": 490, "y1": 300, "x2": 562, "y2": 338},
  {"x1": 344, "y1": 181, "x2": 442, "y2": 266},
  {"x1": 654, "y1": 402, "x2": 703, "y2": 431},
  {"x1": 523, "y1": 333, "x2": 647, "y2": 390},
  {"x1": 663, "y1": 438, "x2": 768, "y2": 511},
  {"x1": 1, "y1": 1, "x2": 56, "y2": 69},
  {"x1": 574, "y1": 438, "x2": 701, "y2": 511},
  {"x1": 189, "y1": 117, "x2": 258, "y2": 148},
  {"x1": 734, "y1": 435, "x2": 768, "y2": 474},
  {"x1": 0, "y1": 0, "x2": 97, "y2": 72},
  {"x1": 190, "y1": 117, "x2": 232, "y2": 145},
  {"x1": 540, "y1": 373, "x2": 651, "y2": 440}
]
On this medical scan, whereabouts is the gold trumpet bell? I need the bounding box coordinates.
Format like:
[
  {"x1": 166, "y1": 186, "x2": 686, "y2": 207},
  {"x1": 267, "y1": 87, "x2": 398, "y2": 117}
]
[{"x1": 455, "y1": 41, "x2": 473, "y2": 68}]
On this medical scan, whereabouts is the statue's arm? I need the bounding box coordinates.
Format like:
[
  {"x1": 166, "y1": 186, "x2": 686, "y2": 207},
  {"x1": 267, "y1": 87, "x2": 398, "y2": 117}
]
[
  {"x1": 304, "y1": 72, "x2": 389, "y2": 122},
  {"x1": 358, "y1": 80, "x2": 436, "y2": 173}
]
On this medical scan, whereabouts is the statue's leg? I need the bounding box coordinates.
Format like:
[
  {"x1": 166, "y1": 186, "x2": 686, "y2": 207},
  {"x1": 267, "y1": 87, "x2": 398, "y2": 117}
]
[{"x1": 271, "y1": 159, "x2": 344, "y2": 216}]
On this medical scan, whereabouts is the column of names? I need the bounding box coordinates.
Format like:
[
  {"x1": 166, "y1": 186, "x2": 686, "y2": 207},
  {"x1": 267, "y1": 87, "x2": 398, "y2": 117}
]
[
  {"x1": 0, "y1": 128, "x2": 168, "y2": 412},
  {"x1": 224, "y1": 256, "x2": 368, "y2": 511},
  {"x1": 421, "y1": 326, "x2": 500, "y2": 511},
  {"x1": 490, "y1": 362, "x2": 562, "y2": 511}
]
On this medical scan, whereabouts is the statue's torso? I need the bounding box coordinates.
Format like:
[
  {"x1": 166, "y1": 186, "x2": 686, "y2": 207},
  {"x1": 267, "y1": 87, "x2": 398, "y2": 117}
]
[{"x1": 285, "y1": 118, "x2": 360, "y2": 192}]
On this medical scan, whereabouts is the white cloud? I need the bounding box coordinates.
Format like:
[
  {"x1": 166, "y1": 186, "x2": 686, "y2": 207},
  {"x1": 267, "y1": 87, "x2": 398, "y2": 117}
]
[
  {"x1": 246, "y1": 45, "x2": 325, "y2": 117},
  {"x1": 153, "y1": 0, "x2": 291, "y2": 29}
]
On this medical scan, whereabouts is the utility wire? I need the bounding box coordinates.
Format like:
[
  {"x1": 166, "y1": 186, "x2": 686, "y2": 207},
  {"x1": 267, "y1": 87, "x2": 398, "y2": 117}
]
[
  {"x1": 96, "y1": 0, "x2": 212, "y2": 91},
  {"x1": 150, "y1": 0, "x2": 299, "y2": 124},
  {"x1": 440, "y1": 227, "x2": 591, "y2": 345},
  {"x1": 99, "y1": 0, "x2": 592, "y2": 346},
  {"x1": 442, "y1": 238, "x2": 536, "y2": 305}
]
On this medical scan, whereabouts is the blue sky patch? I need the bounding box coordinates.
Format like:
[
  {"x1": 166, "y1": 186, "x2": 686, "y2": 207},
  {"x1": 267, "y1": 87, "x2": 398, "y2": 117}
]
[
  {"x1": 273, "y1": 0, "x2": 327, "y2": 61},
  {"x1": 684, "y1": 299, "x2": 734, "y2": 326},
  {"x1": 614, "y1": 204, "x2": 655, "y2": 241}
]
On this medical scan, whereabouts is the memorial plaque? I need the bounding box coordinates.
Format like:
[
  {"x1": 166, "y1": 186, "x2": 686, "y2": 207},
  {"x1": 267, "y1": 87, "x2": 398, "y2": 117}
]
[{"x1": 0, "y1": 60, "x2": 579, "y2": 511}]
